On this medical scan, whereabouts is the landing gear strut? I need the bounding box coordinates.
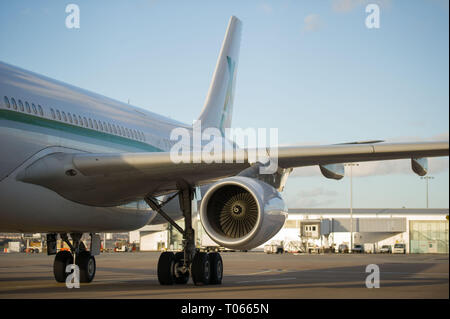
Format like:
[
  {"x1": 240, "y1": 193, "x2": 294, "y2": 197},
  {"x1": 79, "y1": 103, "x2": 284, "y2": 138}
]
[
  {"x1": 51, "y1": 233, "x2": 97, "y2": 283},
  {"x1": 145, "y1": 184, "x2": 223, "y2": 286}
]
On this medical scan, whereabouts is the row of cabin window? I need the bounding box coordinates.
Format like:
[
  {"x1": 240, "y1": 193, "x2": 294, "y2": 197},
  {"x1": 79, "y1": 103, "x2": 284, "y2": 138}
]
[
  {"x1": 49, "y1": 108, "x2": 145, "y2": 141},
  {"x1": 3, "y1": 95, "x2": 145, "y2": 142},
  {"x1": 4, "y1": 96, "x2": 44, "y2": 116}
]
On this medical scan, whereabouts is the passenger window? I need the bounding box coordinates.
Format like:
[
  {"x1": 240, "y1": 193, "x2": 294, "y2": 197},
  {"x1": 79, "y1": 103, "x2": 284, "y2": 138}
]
[
  {"x1": 62, "y1": 112, "x2": 67, "y2": 122},
  {"x1": 25, "y1": 102, "x2": 31, "y2": 113},
  {"x1": 56, "y1": 110, "x2": 61, "y2": 120},
  {"x1": 38, "y1": 105, "x2": 43, "y2": 116},
  {"x1": 51, "y1": 108, "x2": 56, "y2": 119},
  {"x1": 18, "y1": 100, "x2": 24, "y2": 111},
  {"x1": 4, "y1": 96, "x2": 10, "y2": 108},
  {"x1": 31, "y1": 103, "x2": 37, "y2": 114},
  {"x1": 11, "y1": 98, "x2": 17, "y2": 110}
]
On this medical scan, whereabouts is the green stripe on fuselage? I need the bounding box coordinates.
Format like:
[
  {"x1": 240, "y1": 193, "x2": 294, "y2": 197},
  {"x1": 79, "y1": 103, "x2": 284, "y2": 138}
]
[{"x1": 0, "y1": 109, "x2": 163, "y2": 152}]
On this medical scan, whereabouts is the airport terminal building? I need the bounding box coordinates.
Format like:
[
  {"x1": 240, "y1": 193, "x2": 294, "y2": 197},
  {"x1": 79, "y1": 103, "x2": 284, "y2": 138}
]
[{"x1": 130, "y1": 208, "x2": 449, "y2": 254}]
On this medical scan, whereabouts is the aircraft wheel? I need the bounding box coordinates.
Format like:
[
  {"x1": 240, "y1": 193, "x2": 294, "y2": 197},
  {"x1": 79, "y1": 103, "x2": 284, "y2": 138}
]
[
  {"x1": 191, "y1": 252, "x2": 210, "y2": 286},
  {"x1": 76, "y1": 251, "x2": 96, "y2": 283},
  {"x1": 158, "y1": 252, "x2": 175, "y2": 285},
  {"x1": 174, "y1": 252, "x2": 189, "y2": 284},
  {"x1": 208, "y1": 252, "x2": 223, "y2": 285},
  {"x1": 53, "y1": 250, "x2": 73, "y2": 283}
]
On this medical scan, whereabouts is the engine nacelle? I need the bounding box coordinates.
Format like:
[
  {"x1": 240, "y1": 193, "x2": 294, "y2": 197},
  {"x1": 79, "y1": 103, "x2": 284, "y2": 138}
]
[{"x1": 199, "y1": 176, "x2": 288, "y2": 250}]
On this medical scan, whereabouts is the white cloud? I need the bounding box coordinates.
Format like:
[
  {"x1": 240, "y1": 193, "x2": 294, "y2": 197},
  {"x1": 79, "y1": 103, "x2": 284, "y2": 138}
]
[
  {"x1": 260, "y1": 3, "x2": 273, "y2": 14},
  {"x1": 298, "y1": 187, "x2": 339, "y2": 197},
  {"x1": 332, "y1": 0, "x2": 391, "y2": 13},
  {"x1": 303, "y1": 14, "x2": 324, "y2": 32},
  {"x1": 286, "y1": 187, "x2": 339, "y2": 208},
  {"x1": 428, "y1": 0, "x2": 450, "y2": 10},
  {"x1": 345, "y1": 157, "x2": 449, "y2": 177}
]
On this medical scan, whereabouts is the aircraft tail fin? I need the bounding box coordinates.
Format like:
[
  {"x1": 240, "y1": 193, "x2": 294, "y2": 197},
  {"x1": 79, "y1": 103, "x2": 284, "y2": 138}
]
[{"x1": 196, "y1": 16, "x2": 242, "y2": 135}]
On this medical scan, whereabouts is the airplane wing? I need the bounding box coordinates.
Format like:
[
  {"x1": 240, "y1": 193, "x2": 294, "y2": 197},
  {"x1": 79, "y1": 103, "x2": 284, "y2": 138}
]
[{"x1": 17, "y1": 140, "x2": 448, "y2": 207}]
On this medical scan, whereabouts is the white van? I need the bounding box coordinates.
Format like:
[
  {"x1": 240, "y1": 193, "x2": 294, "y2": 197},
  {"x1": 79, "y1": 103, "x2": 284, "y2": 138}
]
[{"x1": 393, "y1": 243, "x2": 406, "y2": 254}]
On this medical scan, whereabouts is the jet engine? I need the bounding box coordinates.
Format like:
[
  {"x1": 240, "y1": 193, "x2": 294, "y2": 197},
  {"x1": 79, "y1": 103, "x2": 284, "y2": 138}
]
[{"x1": 199, "y1": 176, "x2": 288, "y2": 250}]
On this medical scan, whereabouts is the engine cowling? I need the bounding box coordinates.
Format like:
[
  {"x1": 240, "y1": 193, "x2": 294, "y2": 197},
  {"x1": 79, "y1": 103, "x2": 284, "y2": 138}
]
[{"x1": 199, "y1": 176, "x2": 288, "y2": 250}]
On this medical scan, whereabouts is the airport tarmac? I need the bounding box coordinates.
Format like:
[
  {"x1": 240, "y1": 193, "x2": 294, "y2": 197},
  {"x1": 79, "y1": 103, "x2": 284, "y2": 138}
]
[{"x1": 0, "y1": 252, "x2": 448, "y2": 299}]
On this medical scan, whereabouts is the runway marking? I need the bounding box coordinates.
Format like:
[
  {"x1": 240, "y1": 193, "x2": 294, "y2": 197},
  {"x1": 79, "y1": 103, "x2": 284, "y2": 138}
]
[
  {"x1": 237, "y1": 277, "x2": 296, "y2": 284},
  {"x1": 296, "y1": 270, "x2": 448, "y2": 276},
  {"x1": 237, "y1": 269, "x2": 290, "y2": 276}
]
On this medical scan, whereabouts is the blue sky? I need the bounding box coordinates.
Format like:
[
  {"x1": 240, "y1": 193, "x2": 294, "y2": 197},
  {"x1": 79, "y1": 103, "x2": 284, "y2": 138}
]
[{"x1": 0, "y1": 0, "x2": 448, "y2": 208}]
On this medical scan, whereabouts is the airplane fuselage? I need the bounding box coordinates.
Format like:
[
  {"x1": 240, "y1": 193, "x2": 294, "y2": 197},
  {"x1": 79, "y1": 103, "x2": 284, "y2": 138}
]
[{"x1": 0, "y1": 61, "x2": 193, "y2": 232}]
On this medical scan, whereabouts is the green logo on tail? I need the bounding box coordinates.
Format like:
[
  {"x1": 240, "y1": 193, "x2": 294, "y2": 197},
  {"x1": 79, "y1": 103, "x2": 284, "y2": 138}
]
[{"x1": 219, "y1": 56, "x2": 236, "y2": 136}]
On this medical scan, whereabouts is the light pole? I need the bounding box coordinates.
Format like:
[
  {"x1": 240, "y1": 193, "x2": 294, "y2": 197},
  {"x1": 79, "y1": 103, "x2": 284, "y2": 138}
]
[
  {"x1": 420, "y1": 176, "x2": 434, "y2": 208},
  {"x1": 345, "y1": 163, "x2": 359, "y2": 251}
]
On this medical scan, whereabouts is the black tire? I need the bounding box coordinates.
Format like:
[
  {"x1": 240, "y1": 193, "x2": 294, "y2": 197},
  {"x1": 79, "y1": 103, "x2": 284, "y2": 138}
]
[
  {"x1": 173, "y1": 252, "x2": 189, "y2": 284},
  {"x1": 53, "y1": 250, "x2": 74, "y2": 283},
  {"x1": 76, "y1": 251, "x2": 96, "y2": 283},
  {"x1": 191, "y1": 252, "x2": 210, "y2": 286},
  {"x1": 158, "y1": 252, "x2": 175, "y2": 285},
  {"x1": 208, "y1": 252, "x2": 223, "y2": 285}
]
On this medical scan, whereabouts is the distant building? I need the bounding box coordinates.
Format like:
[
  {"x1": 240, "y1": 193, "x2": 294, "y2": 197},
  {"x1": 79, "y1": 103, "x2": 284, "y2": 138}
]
[
  {"x1": 131, "y1": 208, "x2": 449, "y2": 254},
  {"x1": 268, "y1": 208, "x2": 449, "y2": 254}
]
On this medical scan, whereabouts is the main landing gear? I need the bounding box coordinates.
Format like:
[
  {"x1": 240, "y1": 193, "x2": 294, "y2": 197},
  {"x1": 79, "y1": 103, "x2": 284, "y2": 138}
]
[
  {"x1": 145, "y1": 184, "x2": 223, "y2": 286},
  {"x1": 48, "y1": 233, "x2": 97, "y2": 283}
]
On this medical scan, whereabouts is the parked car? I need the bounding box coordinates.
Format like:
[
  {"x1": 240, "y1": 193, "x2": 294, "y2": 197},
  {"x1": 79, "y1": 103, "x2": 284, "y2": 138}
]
[
  {"x1": 393, "y1": 243, "x2": 406, "y2": 254},
  {"x1": 352, "y1": 244, "x2": 364, "y2": 253},
  {"x1": 379, "y1": 245, "x2": 392, "y2": 254},
  {"x1": 338, "y1": 244, "x2": 349, "y2": 253}
]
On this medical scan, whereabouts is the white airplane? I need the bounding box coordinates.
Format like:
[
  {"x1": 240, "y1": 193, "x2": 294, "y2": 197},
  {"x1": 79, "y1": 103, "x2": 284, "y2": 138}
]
[{"x1": 0, "y1": 16, "x2": 448, "y2": 286}]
